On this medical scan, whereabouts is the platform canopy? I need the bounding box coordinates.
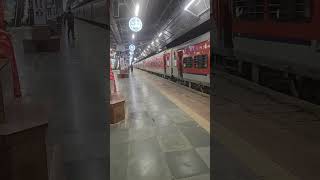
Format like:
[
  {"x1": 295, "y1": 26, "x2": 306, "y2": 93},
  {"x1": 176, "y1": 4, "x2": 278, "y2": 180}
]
[{"x1": 110, "y1": 0, "x2": 210, "y2": 62}]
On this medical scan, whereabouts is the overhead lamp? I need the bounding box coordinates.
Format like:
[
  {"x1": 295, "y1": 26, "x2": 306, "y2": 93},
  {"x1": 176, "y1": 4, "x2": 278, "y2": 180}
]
[
  {"x1": 184, "y1": 0, "x2": 196, "y2": 11},
  {"x1": 129, "y1": 17, "x2": 143, "y2": 32},
  {"x1": 156, "y1": 39, "x2": 159, "y2": 43},
  {"x1": 135, "y1": 4, "x2": 140, "y2": 16},
  {"x1": 132, "y1": 34, "x2": 135, "y2": 39},
  {"x1": 129, "y1": 44, "x2": 135, "y2": 51},
  {"x1": 158, "y1": 32, "x2": 162, "y2": 37}
]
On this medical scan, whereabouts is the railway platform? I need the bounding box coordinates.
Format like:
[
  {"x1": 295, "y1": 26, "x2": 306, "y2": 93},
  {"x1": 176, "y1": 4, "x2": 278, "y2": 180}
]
[
  {"x1": 110, "y1": 69, "x2": 260, "y2": 180},
  {"x1": 8, "y1": 19, "x2": 108, "y2": 180}
]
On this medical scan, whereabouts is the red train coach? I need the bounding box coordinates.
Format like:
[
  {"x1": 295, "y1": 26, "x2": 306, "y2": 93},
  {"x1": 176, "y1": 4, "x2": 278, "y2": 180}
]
[{"x1": 135, "y1": 32, "x2": 210, "y2": 92}]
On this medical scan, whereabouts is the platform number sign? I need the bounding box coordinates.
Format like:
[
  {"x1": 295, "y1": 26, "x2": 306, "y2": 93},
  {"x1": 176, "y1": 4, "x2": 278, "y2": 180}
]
[
  {"x1": 129, "y1": 44, "x2": 135, "y2": 52},
  {"x1": 129, "y1": 17, "x2": 143, "y2": 32}
]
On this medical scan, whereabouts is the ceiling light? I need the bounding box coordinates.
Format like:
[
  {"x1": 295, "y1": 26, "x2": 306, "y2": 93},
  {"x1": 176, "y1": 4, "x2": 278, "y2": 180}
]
[
  {"x1": 158, "y1": 32, "x2": 162, "y2": 37},
  {"x1": 135, "y1": 4, "x2": 140, "y2": 16},
  {"x1": 156, "y1": 39, "x2": 159, "y2": 42},
  {"x1": 132, "y1": 34, "x2": 135, "y2": 39},
  {"x1": 184, "y1": 0, "x2": 196, "y2": 11}
]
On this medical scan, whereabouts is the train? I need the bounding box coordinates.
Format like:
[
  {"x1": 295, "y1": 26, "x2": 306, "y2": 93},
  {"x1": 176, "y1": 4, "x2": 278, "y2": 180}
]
[
  {"x1": 72, "y1": 0, "x2": 106, "y2": 25},
  {"x1": 212, "y1": 0, "x2": 320, "y2": 104},
  {"x1": 134, "y1": 32, "x2": 210, "y2": 93}
]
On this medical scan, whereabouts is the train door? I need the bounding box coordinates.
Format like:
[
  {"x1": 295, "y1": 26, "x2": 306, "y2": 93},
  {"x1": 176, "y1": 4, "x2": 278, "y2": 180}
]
[
  {"x1": 177, "y1": 51, "x2": 183, "y2": 78},
  {"x1": 170, "y1": 50, "x2": 173, "y2": 76},
  {"x1": 163, "y1": 54, "x2": 166, "y2": 75}
]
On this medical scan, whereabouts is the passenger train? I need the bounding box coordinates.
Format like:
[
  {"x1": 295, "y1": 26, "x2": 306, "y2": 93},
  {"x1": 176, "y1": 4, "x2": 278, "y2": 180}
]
[
  {"x1": 72, "y1": 0, "x2": 107, "y2": 25},
  {"x1": 212, "y1": 0, "x2": 320, "y2": 103},
  {"x1": 134, "y1": 32, "x2": 210, "y2": 92}
]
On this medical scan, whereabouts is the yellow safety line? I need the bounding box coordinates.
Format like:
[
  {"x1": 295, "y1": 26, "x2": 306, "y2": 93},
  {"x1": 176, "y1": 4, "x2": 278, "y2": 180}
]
[{"x1": 160, "y1": 88, "x2": 210, "y2": 133}]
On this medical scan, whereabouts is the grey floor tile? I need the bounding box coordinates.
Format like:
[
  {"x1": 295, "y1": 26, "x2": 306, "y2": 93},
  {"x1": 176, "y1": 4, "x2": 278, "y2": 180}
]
[
  {"x1": 110, "y1": 142, "x2": 129, "y2": 162},
  {"x1": 165, "y1": 149, "x2": 209, "y2": 179},
  {"x1": 195, "y1": 147, "x2": 210, "y2": 168},
  {"x1": 176, "y1": 121, "x2": 200, "y2": 128},
  {"x1": 128, "y1": 119, "x2": 156, "y2": 129},
  {"x1": 178, "y1": 173, "x2": 210, "y2": 180},
  {"x1": 153, "y1": 114, "x2": 175, "y2": 127},
  {"x1": 127, "y1": 150, "x2": 172, "y2": 179},
  {"x1": 128, "y1": 137, "x2": 162, "y2": 156},
  {"x1": 180, "y1": 126, "x2": 210, "y2": 147},
  {"x1": 111, "y1": 128, "x2": 129, "y2": 145},
  {"x1": 158, "y1": 132, "x2": 192, "y2": 152},
  {"x1": 128, "y1": 127, "x2": 156, "y2": 141},
  {"x1": 111, "y1": 159, "x2": 128, "y2": 180},
  {"x1": 156, "y1": 125, "x2": 181, "y2": 135},
  {"x1": 170, "y1": 113, "x2": 193, "y2": 124}
]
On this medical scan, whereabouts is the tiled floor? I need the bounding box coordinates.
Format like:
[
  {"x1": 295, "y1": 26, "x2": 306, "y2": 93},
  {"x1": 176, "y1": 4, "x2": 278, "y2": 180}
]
[
  {"x1": 111, "y1": 70, "x2": 258, "y2": 180},
  {"x1": 10, "y1": 20, "x2": 108, "y2": 180}
]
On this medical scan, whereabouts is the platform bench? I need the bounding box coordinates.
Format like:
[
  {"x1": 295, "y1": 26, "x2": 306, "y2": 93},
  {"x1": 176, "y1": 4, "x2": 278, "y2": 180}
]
[{"x1": 110, "y1": 93, "x2": 125, "y2": 124}]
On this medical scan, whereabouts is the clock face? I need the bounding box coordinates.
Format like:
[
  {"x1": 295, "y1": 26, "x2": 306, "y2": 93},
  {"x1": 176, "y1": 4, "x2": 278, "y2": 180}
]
[{"x1": 129, "y1": 17, "x2": 143, "y2": 32}]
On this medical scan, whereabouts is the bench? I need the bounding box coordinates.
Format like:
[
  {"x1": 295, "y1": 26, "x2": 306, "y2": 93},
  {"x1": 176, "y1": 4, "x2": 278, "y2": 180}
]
[
  {"x1": 117, "y1": 69, "x2": 129, "y2": 78},
  {"x1": 23, "y1": 25, "x2": 60, "y2": 53},
  {"x1": 110, "y1": 93, "x2": 125, "y2": 124},
  {"x1": 110, "y1": 70, "x2": 125, "y2": 124}
]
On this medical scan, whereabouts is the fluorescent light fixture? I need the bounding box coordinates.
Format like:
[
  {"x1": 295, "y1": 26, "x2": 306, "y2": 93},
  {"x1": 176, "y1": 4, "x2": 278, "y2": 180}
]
[
  {"x1": 135, "y1": 4, "x2": 140, "y2": 16},
  {"x1": 132, "y1": 34, "x2": 135, "y2": 39},
  {"x1": 184, "y1": 0, "x2": 196, "y2": 10},
  {"x1": 158, "y1": 32, "x2": 162, "y2": 37},
  {"x1": 156, "y1": 39, "x2": 159, "y2": 42}
]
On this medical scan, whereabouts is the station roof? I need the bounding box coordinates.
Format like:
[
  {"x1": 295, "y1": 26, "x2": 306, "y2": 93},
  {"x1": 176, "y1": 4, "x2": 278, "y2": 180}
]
[{"x1": 111, "y1": 0, "x2": 210, "y2": 62}]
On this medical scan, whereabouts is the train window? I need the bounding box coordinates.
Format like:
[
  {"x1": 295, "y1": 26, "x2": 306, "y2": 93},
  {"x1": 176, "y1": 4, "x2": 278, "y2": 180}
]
[
  {"x1": 268, "y1": 0, "x2": 311, "y2": 21},
  {"x1": 183, "y1": 57, "x2": 193, "y2": 68},
  {"x1": 194, "y1": 55, "x2": 208, "y2": 69},
  {"x1": 232, "y1": 0, "x2": 265, "y2": 20}
]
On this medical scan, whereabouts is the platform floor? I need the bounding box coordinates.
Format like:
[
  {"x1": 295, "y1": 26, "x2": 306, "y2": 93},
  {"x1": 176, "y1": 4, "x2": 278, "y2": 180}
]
[
  {"x1": 10, "y1": 20, "x2": 108, "y2": 180},
  {"x1": 111, "y1": 69, "x2": 260, "y2": 180}
]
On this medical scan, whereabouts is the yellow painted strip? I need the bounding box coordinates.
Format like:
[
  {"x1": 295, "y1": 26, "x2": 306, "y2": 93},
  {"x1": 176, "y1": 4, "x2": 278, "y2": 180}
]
[{"x1": 160, "y1": 87, "x2": 210, "y2": 133}]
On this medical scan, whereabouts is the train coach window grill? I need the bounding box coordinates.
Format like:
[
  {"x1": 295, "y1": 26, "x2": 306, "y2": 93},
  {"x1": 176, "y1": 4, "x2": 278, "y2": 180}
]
[
  {"x1": 183, "y1": 57, "x2": 193, "y2": 68},
  {"x1": 232, "y1": 0, "x2": 264, "y2": 20},
  {"x1": 268, "y1": 0, "x2": 311, "y2": 21},
  {"x1": 194, "y1": 55, "x2": 208, "y2": 68}
]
